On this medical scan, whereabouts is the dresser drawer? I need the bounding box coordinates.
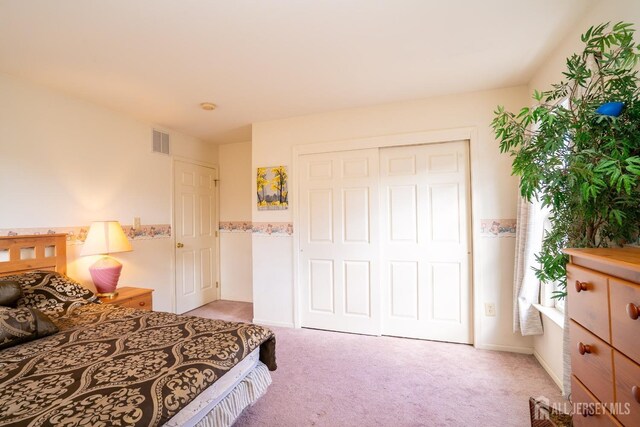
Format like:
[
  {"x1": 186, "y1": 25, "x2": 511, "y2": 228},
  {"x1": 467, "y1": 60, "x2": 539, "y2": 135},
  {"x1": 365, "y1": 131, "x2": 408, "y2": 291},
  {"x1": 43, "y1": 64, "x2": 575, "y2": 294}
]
[
  {"x1": 125, "y1": 294, "x2": 153, "y2": 311},
  {"x1": 610, "y1": 278, "x2": 640, "y2": 365},
  {"x1": 573, "y1": 376, "x2": 622, "y2": 427},
  {"x1": 571, "y1": 320, "x2": 615, "y2": 406},
  {"x1": 613, "y1": 351, "x2": 640, "y2": 427},
  {"x1": 568, "y1": 264, "x2": 611, "y2": 342}
]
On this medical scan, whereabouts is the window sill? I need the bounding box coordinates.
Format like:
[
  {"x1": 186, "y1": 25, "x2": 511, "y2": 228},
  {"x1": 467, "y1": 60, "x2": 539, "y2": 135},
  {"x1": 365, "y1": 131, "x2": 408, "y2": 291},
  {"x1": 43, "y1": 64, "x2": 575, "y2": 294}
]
[{"x1": 533, "y1": 304, "x2": 564, "y2": 329}]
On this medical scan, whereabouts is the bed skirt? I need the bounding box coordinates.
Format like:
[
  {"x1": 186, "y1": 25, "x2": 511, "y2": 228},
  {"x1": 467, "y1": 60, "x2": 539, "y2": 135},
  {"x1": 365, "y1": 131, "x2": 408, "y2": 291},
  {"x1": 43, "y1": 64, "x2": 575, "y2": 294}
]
[{"x1": 194, "y1": 361, "x2": 272, "y2": 427}]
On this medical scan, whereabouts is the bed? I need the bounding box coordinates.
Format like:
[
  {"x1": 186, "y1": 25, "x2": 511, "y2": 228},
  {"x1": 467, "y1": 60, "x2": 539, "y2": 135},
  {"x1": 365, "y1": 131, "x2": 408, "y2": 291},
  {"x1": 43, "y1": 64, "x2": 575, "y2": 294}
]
[{"x1": 0, "y1": 234, "x2": 276, "y2": 427}]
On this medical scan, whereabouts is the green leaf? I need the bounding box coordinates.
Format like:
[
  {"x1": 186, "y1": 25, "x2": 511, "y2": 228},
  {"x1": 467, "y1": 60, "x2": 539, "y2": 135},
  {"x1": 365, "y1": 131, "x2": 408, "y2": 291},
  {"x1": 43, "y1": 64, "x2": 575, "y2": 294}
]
[
  {"x1": 626, "y1": 165, "x2": 640, "y2": 176},
  {"x1": 594, "y1": 159, "x2": 617, "y2": 172},
  {"x1": 533, "y1": 90, "x2": 543, "y2": 102},
  {"x1": 609, "y1": 209, "x2": 625, "y2": 225}
]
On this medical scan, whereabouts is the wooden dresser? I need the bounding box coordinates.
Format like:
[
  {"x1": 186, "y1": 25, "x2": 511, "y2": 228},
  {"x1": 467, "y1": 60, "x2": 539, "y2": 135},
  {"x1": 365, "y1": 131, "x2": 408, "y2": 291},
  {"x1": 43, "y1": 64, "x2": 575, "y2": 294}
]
[
  {"x1": 98, "y1": 286, "x2": 154, "y2": 311},
  {"x1": 565, "y1": 248, "x2": 640, "y2": 426}
]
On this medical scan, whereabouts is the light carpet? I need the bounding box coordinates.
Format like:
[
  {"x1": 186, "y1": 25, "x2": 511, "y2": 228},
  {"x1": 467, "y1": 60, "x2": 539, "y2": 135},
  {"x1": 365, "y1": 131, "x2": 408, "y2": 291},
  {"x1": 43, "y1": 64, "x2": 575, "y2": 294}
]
[{"x1": 187, "y1": 301, "x2": 563, "y2": 427}]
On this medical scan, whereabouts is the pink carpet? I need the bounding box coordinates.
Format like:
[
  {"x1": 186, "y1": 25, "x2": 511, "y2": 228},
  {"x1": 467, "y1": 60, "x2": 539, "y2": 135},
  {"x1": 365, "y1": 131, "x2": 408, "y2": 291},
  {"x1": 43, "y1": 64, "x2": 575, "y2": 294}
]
[{"x1": 187, "y1": 301, "x2": 564, "y2": 426}]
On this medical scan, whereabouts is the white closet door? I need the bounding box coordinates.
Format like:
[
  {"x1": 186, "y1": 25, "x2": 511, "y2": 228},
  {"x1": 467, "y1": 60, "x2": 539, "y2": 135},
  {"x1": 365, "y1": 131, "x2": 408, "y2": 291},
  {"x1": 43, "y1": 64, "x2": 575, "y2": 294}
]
[
  {"x1": 299, "y1": 149, "x2": 380, "y2": 335},
  {"x1": 380, "y1": 141, "x2": 471, "y2": 343}
]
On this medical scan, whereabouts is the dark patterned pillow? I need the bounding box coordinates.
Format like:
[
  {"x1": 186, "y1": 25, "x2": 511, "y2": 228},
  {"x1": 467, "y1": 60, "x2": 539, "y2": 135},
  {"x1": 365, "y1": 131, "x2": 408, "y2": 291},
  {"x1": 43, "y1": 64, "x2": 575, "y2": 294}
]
[
  {"x1": 0, "y1": 271, "x2": 99, "y2": 318},
  {"x1": 0, "y1": 280, "x2": 23, "y2": 307},
  {"x1": 0, "y1": 306, "x2": 59, "y2": 349}
]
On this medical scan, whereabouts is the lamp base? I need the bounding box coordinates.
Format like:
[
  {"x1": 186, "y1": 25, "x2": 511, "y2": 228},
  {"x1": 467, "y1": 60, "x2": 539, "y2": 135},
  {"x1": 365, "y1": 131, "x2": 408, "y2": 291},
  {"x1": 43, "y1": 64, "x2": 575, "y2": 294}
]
[
  {"x1": 89, "y1": 256, "x2": 123, "y2": 296},
  {"x1": 96, "y1": 291, "x2": 119, "y2": 299}
]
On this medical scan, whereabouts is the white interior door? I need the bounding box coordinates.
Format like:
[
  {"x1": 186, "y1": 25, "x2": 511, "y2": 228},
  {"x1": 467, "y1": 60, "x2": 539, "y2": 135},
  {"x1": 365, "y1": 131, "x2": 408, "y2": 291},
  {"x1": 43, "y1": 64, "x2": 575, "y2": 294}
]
[
  {"x1": 379, "y1": 141, "x2": 471, "y2": 343},
  {"x1": 174, "y1": 160, "x2": 219, "y2": 314},
  {"x1": 299, "y1": 149, "x2": 380, "y2": 335}
]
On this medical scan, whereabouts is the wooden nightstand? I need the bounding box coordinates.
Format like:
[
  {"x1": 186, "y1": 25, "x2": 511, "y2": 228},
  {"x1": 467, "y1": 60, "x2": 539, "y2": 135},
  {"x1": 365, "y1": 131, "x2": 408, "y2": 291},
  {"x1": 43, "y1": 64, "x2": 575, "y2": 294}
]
[{"x1": 98, "y1": 287, "x2": 154, "y2": 311}]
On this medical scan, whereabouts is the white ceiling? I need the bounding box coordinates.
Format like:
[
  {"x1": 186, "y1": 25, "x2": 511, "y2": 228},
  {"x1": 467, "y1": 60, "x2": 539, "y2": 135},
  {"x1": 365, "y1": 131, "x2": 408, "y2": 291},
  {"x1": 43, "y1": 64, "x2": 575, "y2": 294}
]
[{"x1": 0, "y1": 0, "x2": 597, "y2": 143}]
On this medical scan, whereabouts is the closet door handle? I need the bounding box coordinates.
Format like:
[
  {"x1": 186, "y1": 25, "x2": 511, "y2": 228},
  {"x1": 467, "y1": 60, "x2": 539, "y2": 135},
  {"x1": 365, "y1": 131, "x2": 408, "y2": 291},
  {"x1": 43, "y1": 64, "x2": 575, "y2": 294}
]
[
  {"x1": 627, "y1": 303, "x2": 639, "y2": 320},
  {"x1": 632, "y1": 385, "x2": 640, "y2": 404},
  {"x1": 176, "y1": 243, "x2": 184, "y2": 248}
]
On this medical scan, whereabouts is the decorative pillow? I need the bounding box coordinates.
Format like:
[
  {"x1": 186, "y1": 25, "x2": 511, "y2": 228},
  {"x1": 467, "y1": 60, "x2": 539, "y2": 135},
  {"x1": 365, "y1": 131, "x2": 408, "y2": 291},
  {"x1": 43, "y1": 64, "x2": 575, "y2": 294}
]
[
  {"x1": 0, "y1": 306, "x2": 59, "y2": 350},
  {"x1": 0, "y1": 271, "x2": 99, "y2": 319},
  {"x1": 0, "y1": 280, "x2": 23, "y2": 307}
]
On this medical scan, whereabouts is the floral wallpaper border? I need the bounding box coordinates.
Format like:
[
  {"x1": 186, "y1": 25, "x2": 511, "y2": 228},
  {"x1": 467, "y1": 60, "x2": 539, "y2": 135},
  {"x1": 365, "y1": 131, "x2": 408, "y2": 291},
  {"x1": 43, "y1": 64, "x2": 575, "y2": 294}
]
[
  {"x1": 219, "y1": 221, "x2": 254, "y2": 233},
  {"x1": 237, "y1": 220, "x2": 640, "y2": 241},
  {"x1": 5, "y1": 220, "x2": 513, "y2": 241},
  {"x1": 252, "y1": 222, "x2": 293, "y2": 236},
  {"x1": 219, "y1": 221, "x2": 293, "y2": 236},
  {"x1": 480, "y1": 219, "x2": 517, "y2": 238},
  {"x1": 0, "y1": 224, "x2": 172, "y2": 245}
]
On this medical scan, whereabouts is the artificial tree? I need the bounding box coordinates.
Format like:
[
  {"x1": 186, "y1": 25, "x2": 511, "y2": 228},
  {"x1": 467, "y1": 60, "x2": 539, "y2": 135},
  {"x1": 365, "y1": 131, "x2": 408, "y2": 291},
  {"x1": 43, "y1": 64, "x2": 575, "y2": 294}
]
[{"x1": 492, "y1": 22, "x2": 640, "y2": 298}]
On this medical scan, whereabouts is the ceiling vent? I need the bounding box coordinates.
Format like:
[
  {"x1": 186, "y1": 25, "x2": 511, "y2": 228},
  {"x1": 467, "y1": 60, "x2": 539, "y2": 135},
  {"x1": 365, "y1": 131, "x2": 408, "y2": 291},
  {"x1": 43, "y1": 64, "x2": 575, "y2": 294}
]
[{"x1": 152, "y1": 129, "x2": 170, "y2": 155}]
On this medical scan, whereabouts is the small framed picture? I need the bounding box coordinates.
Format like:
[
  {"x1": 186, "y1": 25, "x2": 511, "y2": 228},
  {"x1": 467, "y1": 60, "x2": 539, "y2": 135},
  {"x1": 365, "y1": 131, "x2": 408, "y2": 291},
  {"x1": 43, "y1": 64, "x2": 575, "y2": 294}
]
[{"x1": 257, "y1": 166, "x2": 288, "y2": 210}]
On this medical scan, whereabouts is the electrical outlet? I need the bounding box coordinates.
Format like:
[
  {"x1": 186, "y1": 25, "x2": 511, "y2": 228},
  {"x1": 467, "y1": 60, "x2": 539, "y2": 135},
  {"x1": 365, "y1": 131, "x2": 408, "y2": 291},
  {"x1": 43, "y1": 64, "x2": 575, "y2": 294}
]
[
  {"x1": 133, "y1": 217, "x2": 141, "y2": 230},
  {"x1": 485, "y1": 303, "x2": 496, "y2": 317}
]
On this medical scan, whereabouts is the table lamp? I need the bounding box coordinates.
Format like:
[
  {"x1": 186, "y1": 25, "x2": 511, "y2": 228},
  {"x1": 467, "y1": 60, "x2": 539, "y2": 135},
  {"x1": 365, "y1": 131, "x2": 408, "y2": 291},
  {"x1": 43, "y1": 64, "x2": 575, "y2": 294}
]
[{"x1": 81, "y1": 220, "x2": 132, "y2": 297}]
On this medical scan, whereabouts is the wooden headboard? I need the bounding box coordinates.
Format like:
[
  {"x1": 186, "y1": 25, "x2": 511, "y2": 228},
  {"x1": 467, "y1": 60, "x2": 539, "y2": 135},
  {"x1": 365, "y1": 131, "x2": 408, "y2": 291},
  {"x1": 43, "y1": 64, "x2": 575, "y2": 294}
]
[{"x1": 0, "y1": 234, "x2": 67, "y2": 277}]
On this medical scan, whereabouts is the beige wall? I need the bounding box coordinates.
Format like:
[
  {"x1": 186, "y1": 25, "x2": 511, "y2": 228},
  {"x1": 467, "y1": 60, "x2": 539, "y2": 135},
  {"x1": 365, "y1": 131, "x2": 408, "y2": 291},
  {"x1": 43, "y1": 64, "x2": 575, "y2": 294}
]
[
  {"x1": 0, "y1": 72, "x2": 217, "y2": 312},
  {"x1": 529, "y1": 0, "x2": 640, "y2": 94},
  {"x1": 252, "y1": 85, "x2": 536, "y2": 351},
  {"x1": 219, "y1": 141, "x2": 253, "y2": 302},
  {"x1": 219, "y1": 142, "x2": 252, "y2": 222},
  {"x1": 534, "y1": 316, "x2": 564, "y2": 391}
]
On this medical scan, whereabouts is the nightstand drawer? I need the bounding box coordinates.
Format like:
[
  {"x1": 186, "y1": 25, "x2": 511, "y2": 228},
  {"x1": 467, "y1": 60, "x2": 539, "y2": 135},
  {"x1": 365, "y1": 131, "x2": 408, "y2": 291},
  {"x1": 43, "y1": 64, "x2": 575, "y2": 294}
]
[
  {"x1": 610, "y1": 279, "x2": 640, "y2": 365},
  {"x1": 125, "y1": 294, "x2": 152, "y2": 311},
  {"x1": 105, "y1": 300, "x2": 128, "y2": 308},
  {"x1": 568, "y1": 264, "x2": 611, "y2": 342},
  {"x1": 571, "y1": 320, "x2": 614, "y2": 406},
  {"x1": 98, "y1": 287, "x2": 154, "y2": 311}
]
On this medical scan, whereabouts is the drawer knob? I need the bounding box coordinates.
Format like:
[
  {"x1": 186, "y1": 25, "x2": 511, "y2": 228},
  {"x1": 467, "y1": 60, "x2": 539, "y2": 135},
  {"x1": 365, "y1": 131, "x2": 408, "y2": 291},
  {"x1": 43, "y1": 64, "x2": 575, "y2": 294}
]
[
  {"x1": 581, "y1": 405, "x2": 595, "y2": 417},
  {"x1": 627, "y1": 303, "x2": 639, "y2": 320},
  {"x1": 578, "y1": 342, "x2": 592, "y2": 355},
  {"x1": 579, "y1": 403, "x2": 596, "y2": 417},
  {"x1": 575, "y1": 280, "x2": 588, "y2": 293},
  {"x1": 632, "y1": 385, "x2": 640, "y2": 404},
  {"x1": 139, "y1": 301, "x2": 145, "y2": 306}
]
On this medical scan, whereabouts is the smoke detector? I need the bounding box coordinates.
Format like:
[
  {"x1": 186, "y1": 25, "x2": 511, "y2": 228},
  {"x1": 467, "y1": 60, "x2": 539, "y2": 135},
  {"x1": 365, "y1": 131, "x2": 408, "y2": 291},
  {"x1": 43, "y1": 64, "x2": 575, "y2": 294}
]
[{"x1": 200, "y1": 102, "x2": 217, "y2": 111}]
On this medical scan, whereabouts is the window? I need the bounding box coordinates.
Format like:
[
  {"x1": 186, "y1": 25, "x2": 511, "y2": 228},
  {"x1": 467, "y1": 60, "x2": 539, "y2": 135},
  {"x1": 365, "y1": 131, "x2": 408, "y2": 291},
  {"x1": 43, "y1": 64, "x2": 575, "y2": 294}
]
[{"x1": 527, "y1": 199, "x2": 561, "y2": 311}]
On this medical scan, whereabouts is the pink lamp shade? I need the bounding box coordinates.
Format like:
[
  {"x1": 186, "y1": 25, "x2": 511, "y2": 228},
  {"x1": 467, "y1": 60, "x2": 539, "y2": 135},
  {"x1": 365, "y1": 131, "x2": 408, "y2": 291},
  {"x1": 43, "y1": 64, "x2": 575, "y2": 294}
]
[{"x1": 81, "y1": 221, "x2": 132, "y2": 297}]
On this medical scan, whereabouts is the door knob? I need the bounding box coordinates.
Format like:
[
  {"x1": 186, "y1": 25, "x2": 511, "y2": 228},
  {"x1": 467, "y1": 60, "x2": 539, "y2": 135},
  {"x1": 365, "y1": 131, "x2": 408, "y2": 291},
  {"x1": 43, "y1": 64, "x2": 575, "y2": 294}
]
[{"x1": 176, "y1": 242, "x2": 184, "y2": 248}]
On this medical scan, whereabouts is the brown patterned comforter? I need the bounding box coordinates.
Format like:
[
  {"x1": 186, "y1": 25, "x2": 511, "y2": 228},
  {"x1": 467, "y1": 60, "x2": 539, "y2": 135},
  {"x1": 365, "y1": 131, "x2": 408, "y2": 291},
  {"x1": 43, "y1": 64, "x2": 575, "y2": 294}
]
[{"x1": 0, "y1": 303, "x2": 276, "y2": 427}]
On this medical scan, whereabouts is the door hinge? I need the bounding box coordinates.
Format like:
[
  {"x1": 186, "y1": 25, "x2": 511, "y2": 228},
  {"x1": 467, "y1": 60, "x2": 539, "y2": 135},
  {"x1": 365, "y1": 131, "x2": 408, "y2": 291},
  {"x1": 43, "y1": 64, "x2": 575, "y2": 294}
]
[
  {"x1": 216, "y1": 281, "x2": 219, "y2": 288},
  {"x1": 214, "y1": 179, "x2": 219, "y2": 187},
  {"x1": 215, "y1": 230, "x2": 219, "y2": 237}
]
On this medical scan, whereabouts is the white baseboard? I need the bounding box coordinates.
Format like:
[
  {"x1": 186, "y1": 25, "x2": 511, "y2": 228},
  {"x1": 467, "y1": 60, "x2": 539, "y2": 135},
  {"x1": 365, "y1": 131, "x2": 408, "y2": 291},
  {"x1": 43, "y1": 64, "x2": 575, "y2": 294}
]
[
  {"x1": 252, "y1": 318, "x2": 295, "y2": 328},
  {"x1": 533, "y1": 349, "x2": 564, "y2": 392},
  {"x1": 474, "y1": 343, "x2": 534, "y2": 354}
]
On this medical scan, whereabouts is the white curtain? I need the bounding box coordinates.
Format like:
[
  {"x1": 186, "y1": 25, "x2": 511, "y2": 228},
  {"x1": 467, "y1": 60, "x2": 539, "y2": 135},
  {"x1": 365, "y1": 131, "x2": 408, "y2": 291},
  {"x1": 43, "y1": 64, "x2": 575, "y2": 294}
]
[{"x1": 512, "y1": 197, "x2": 544, "y2": 336}]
